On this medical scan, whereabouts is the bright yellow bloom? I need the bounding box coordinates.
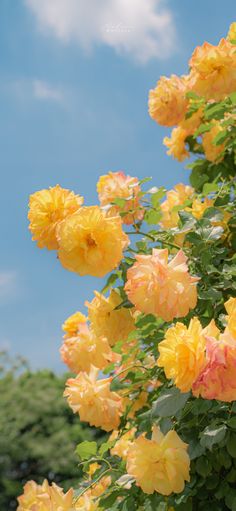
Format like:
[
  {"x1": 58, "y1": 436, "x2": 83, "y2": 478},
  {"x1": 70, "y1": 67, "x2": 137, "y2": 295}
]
[
  {"x1": 17, "y1": 479, "x2": 74, "y2": 511},
  {"x1": 125, "y1": 249, "x2": 198, "y2": 322},
  {"x1": 64, "y1": 366, "x2": 123, "y2": 431},
  {"x1": 149, "y1": 75, "x2": 188, "y2": 127},
  {"x1": 90, "y1": 475, "x2": 111, "y2": 498},
  {"x1": 189, "y1": 38, "x2": 236, "y2": 101},
  {"x1": 123, "y1": 391, "x2": 148, "y2": 418},
  {"x1": 225, "y1": 297, "x2": 236, "y2": 339},
  {"x1": 86, "y1": 289, "x2": 135, "y2": 346},
  {"x1": 202, "y1": 122, "x2": 225, "y2": 162},
  {"x1": 87, "y1": 462, "x2": 101, "y2": 477},
  {"x1": 62, "y1": 311, "x2": 87, "y2": 338},
  {"x1": 180, "y1": 106, "x2": 203, "y2": 134},
  {"x1": 97, "y1": 171, "x2": 144, "y2": 225},
  {"x1": 110, "y1": 427, "x2": 136, "y2": 460},
  {"x1": 60, "y1": 322, "x2": 118, "y2": 373},
  {"x1": 160, "y1": 184, "x2": 194, "y2": 229},
  {"x1": 75, "y1": 494, "x2": 99, "y2": 511},
  {"x1": 126, "y1": 426, "x2": 190, "y2": 495},
  {"x1": 157, "y1": 318, "x2": 219, "y2": 392},
  {"x1": 227, "y1": 22, "x2": 236, "y2": 43},
  {"x1": 189, "y1": 197, "x2": 213, "y2": 219},
  {"x1": 163, "y1": 127, "x2": 190, "y2": 162},
  {"x1": 28, "y1": 185, "x2": 83, "y2": 250},
  {"x1": 57, "y1": 206, "x2": 129, "y2": 277}
]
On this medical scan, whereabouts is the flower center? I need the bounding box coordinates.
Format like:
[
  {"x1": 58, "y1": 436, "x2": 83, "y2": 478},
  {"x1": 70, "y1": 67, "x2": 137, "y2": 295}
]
[{"x1": 86, "y1": 234, "x2": 97, "y2": 248}]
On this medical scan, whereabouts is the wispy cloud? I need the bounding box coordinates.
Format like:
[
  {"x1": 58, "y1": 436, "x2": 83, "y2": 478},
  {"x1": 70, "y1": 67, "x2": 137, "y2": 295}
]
[
  {"x1": 25, "y1": 0, "x2": 177, "y2": 63},
  {"x1": 8, "y1": 78, "x2": 65, "y2": 106},
  {"x1": 33, "y1": 79, "x2": 64, "y2": 103},
  {"x1": 0, "y1": 271, "x2": 18, "y2": 304}
]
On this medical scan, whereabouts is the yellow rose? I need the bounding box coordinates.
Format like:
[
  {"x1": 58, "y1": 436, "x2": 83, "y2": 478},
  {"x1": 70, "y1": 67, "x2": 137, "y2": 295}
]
[
  {"x1": 227, "y1": 22, "x2": 236, "y2": 43},
  {"x1": 202, "y1": 122, "x2": 225, "y2": 162},
  {"x1": 110, "y1": 427, "x2": 136, "y2": 460},
  {"x1": 62, "y1": 311, "x2": 87, "y2": 338},
  {"x1": 86, "y1": 289, "x2": 135, "y2": 346},
  {"x1": 57, "y1": 206, "x2": 129, "y2": 277},
  {"x1": 163, "y1": 127, "x2": 190, "y2": 162},
  {"x1": 189, "y1": 38, "x2": 236, "y2": 101},
  {"x1": 160, "y1": 184, "x2": 194, "y2": 229},
  {"x1": 126, "y1": 426, "x2": 190, "y2": 495},
  {"x1": 158, "y1": 318, "x2": 220, "y2": 392},
  {"x1": 28, "y1": 185, "x2": 83, "y2": 250},
  {"x1": 225, "y1": 297, "x2": 236, "y2": 339},
  {"x1": 97, "y1": 171, "x2": 144, "y2": 225},
  {"x1": 64, "y1": 366, "x2": 123, "y2": 432},
  {"x1": 125, "y1": 249, "x2": 198, "y2": 322},
  {"x1": 17, "y1": 480, "x2": 74, "y2": 511},
  {"x1": 149, "y1": 75, "x2": 188, "y2": 127}
]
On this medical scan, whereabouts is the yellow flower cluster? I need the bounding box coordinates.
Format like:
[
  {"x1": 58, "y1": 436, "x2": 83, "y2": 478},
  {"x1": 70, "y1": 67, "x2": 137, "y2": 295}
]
[
  {"x1": 149, "y1": 24, "x2": 236, "y2": 162},
  {"x1": 158, "y1": 298, "x2": 236, "y2": 401},
  {"x1": 28, "y1": 186, "x2": 129, "y2": 277}
]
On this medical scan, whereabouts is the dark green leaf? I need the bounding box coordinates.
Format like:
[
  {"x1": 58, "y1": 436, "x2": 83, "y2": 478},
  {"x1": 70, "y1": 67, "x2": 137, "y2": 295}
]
[{"x1": 152, "y1": 387, "x2": 190, "y2": 418}]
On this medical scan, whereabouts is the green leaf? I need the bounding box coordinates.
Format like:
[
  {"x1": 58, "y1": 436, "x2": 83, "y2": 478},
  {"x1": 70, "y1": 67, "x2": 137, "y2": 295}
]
[
  {"x1": 200, "y1": 424, "x2": 227, "y2": 450},
  {"x1": 152, "y1": 387, "x2": 190, "y2": 418},
  {"x1": 144, "y1": 209, "x2": 162, "y2": 225},
  {"x1": 112, "y1": 198, "x2": 127, "y2": 208},
  {"x1": 202, "y1": 182, "x2": 219, "y2": 194},
  {"x1": 228, "y1": 417, "x2": 236, "y2": 429},
  {"x1": 188, "y1": 439, "x2": 205, "y2": 460},
  {"x1": 75, "y1": 441, "x2": 97, "y2": 460},
  {"x1": 204, "y1": 102, "x2": 226, "y2": 120},
  {"x1": 230, "y1": 92, "x2": 236, "y2": 105},
  {"x1": 213, "y1": 129, "x2": 228, "y2": 146},
  {"x1": 99, "y1": 440, "x2": 116, "y2": 456},
  {"x1": 195, "y1": 456, "x2": 212, "y2": 477},
  {"x1": 227, "y1": 433, "x2": 236, "y2": 458}
]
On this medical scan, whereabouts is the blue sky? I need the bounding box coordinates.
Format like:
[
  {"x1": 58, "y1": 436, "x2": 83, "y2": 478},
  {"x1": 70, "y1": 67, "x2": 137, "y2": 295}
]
[{"x1": 0, "y1": 0, "x2": 234, "y2": 371}]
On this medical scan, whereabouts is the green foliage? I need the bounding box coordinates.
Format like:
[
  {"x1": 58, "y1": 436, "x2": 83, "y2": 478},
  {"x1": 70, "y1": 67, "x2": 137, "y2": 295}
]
[{"x1": 0, "y1": 357, "x2": 98, "y2": 509}]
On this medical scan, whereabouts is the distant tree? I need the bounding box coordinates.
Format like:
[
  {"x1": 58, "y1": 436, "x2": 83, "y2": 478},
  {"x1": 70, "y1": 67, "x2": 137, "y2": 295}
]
[{"x1": 0, "y1": 353, "x2": 100, "y2": 509}]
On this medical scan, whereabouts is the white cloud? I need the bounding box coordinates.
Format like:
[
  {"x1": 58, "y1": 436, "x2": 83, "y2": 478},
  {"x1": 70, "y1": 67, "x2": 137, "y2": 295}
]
[
  {"x1": 8, "y1": 78, "x2": 65, "y2": 105},
  {"x1": 0, "y1": 271, "x2": 18, "y2": 303},
  {"x1": 25, "y1": 0, "x2": 176, "y2": 63},
  {"x1": 33, "y1": 79, "x2": 64, "y2": 102}
]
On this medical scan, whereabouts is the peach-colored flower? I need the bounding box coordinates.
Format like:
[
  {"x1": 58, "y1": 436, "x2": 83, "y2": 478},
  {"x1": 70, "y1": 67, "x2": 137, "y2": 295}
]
[
  {"x1": 180, "y1": 107, "x2": 203, "y2": 134},
  {"x1": 110, "y1": 427, "x2": 136, "y2": 460},
  {"x1": 126, "y1": 426, "x2": 190, "y2": 495},
  {"x1": 97, "y1": 171, "x2": 144, "y2": 225},
  {"x1": 57, "y1": 206, "x2": 129, "y2": 277},
  {"x1": 123, "y1": 391, "x2": 148, "y2": 418},
  {"x1": 86, "y1": 289, "x2": 135, "y2": 346},
  {"x1": 75, "y1": 494, "x2": 99, "y2": 511},
  {"x1": 28, "y1": 185, "x2": 83, "y2": 250},
  {"x1": 160, "y1": 184, "x2": 194, "y2": 229},
  {"x1": 189, "y1": 38, "x2": 236, "y2": 101},
  {"x1": 202, "y1": 122, "x2": 225, "y2": 162},
  {"x1": 163, "y1": 127, "x2": 190, "y2": 162},
  {"x1": 192, "y1": 331, "x2": 236, "y2": 402},
  {"x1": 157, "y1": 318, "x2": 219, "y2": 392},
  {"x1": 125, "y1": 249, "x2": 198, "y2": 322},
  {"x1": 225, "y1": 297, "x2": 236, "y2": 338},
  {"x1": 60, "y1": 322, "x2": 118, "y2": 373},
  {"x1": 17, "y1": 479, "x2": 74, "y2": 511},
  {"x1": 64, "y1": 366, "x2": 123, "y2": 431},
  {"x1": 227, "y1": 22, "x2": 236, "y2": 43},
  {"x1": 62, "y1": 311, "x2": 87, "y2": 338},
  {"x1": 149, "y1": 75, "x2": 188, "y2": 127}
]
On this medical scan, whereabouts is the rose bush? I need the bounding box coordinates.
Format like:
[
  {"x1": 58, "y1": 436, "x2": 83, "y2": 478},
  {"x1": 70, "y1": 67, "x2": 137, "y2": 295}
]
[{"x1": 20, "y1": 22, "x2": 236, "y2": 511}]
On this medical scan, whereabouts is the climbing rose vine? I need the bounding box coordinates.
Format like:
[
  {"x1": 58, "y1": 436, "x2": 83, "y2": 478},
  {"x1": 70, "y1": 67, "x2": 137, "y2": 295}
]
[{"x1": 19, "y1": 22, "x2": 236, "y2": 511}]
